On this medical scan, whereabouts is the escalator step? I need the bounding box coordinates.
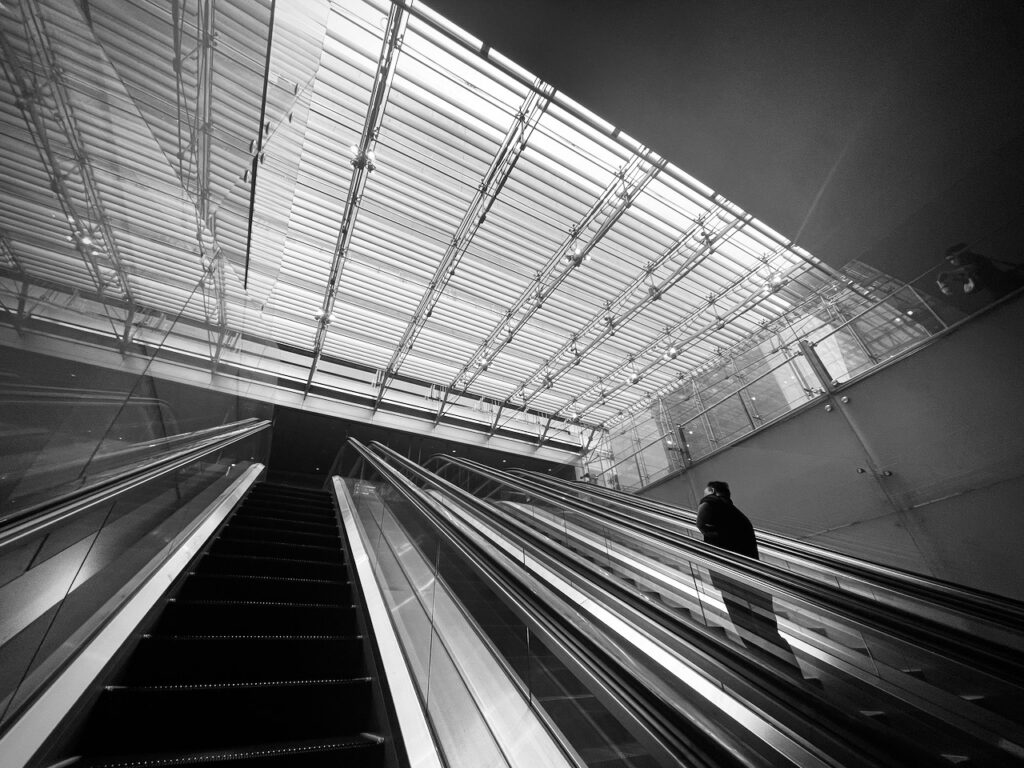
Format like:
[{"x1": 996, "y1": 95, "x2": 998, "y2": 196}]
[
  {"x1": 119, "y1": 635, "x2": 367, "y2": 685},
  {"x1": 76, "y1": 734, "x2": 385, "y2": 768},
  {"x1": 859, "y1": 710, "x2": 889, "y2": 725},
  {"x1": 242, "y1": 495, "x2": 334, "y2": 508},
  {"x1": 229, "y1": 516, "x2": 339, "y2": 535},
  {"x1": 196, "y1": 554, "x2": 347, "y2": 580},
  {"x1": 220, "y1": 528, "x2": 339, "y2": 548},
  {"x1": 209, "y1": 538, "x2": 344, "y2": 563},
  {"x1": 80, "y1": 679, "x2": 375, "y2": 754},
  {"x1": 177, "y1": 573, "x2": 351, "y2": 603},
  {"x1": 154, "y1": 600, "x2": 358, "y2": 635},
  {"x1": 235, "y1": 506, "x2": 335, "y2": 523}
]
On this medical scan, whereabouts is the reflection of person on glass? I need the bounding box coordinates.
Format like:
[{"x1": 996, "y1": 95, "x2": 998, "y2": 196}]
[
  {"x1": 936, "y1": 243, "x2": 1024, "y2": 300},
  {"x1": 696, "y1": 481, "x2": 801, "y2": 674}
]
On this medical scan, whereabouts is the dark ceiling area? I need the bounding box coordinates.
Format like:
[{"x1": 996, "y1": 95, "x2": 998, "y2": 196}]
[
  {"x1": 426, "y1": 0, "x2": 1024, "y2": 281},
  {"x1": 267, "y1": 405, "x2": 576, "y2": 483}
]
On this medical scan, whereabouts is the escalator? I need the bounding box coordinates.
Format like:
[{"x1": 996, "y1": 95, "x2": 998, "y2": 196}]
[
  {"x1": 40, "y1": 483, "x2": 393, "y2": 767},
  {"x1": 354, "y1": 442, "x2": 1024, "y2": 767},
  {"x1": 8, "y1": 434, "x2": 1024, "y2": 767}
]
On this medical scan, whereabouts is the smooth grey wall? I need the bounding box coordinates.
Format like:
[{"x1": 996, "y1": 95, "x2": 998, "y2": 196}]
[{"x1": 643, "y1": 295, "x2": 1024, "y2": 600}]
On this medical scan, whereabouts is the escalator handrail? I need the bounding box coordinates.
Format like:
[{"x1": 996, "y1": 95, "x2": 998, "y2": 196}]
[
  {"x1": 507, "y1": 466, "x2": 1024, "y2": 629},
  {"x1": 431, "y1": 455, "x2": 1024, "y2": 684},
  {"x1": 0, "y1": 418, "x2": 270, "y2": 547},
  {"x1": 6, "y1": 418, "x2": 264, "y2": 488}
]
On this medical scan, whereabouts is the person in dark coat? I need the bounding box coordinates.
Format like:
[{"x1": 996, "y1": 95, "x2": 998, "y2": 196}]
[
  {"x1": 696, "y1": 481, "x2": 758, "y2": 559},
  {"x1": 696, "y1": 481, "x2": 802, "y2": 676}
]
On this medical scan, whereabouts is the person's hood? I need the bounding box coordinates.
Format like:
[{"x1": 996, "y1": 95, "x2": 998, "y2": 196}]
[{"x1": 699, "y1": 493, "x2": 727, "y2": 506}]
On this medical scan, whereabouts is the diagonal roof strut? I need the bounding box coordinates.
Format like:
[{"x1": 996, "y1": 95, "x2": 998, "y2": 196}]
[{"x1": 303, "y1": 1, "x2": 410, "y2": 398}]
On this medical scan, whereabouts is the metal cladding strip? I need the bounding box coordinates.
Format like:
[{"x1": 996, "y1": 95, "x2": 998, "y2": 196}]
[
  {"x1": 419, "y1": 492, "x2": 833, "y2": 767},
  {"x1": 331, "y1": 476, "x2": 446, "y2": 768},
  {"x1": 0, "y1": 463, "x2": 264, "y2": 768}
]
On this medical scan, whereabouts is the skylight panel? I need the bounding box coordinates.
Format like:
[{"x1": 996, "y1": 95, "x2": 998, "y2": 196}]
[
  {"x1": 400, "y1": 27, "x2": 522, "y2": 132},
  {"x1": 528, "y1": 113, "x2": 624, "y2": 188}
]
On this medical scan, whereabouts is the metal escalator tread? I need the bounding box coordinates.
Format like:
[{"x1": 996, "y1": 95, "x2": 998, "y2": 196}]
[
  {"x1": 61, "y1": 483, "x2": 388, "y2": 768},
  {"x1": 77, "y1": 734, "x2": 385, "y2": 767}
]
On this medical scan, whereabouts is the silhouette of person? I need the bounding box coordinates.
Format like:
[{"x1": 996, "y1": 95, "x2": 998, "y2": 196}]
[
  {"x1": 936, "y1": 243, "x2": 1024, "y2": 300},
  {"x1": 696, "y1": 481, "x2": 802, "y2": 675}
]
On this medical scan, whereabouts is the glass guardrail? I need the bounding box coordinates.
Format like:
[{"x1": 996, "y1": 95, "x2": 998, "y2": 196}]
[
  {"x1": 424, "y1": 454, "x2": 1024, "y2": 766},
  {"x1": 0, "y1": 423, "x2": 269, "y2": 733},
  {"x1": 341, "y1": 473, "x2": 584, "y2": 768},
  {"x1": 503, "y1": 467, "x2": 1024, "y2": 651}
]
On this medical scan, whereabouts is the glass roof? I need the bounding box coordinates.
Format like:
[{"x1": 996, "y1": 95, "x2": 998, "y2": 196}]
[{"x1": 0, "y1": 0, "x2": 834, "y2": 456}]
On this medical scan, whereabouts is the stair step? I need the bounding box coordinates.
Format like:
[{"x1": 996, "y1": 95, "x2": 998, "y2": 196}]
[
  {"x1": 153, "y1": 600, "x2": 358, "y2": 635},
  {"x1": 120, "y1": 635, "x2": 366, "y2": 685},
  {"x1": 859, "y1": 710, "x2": 889, "y2": 725},
  {"x1": 231, "y1": 516, "x2": 338, "y2": 535},
  {"x1": 177, "y1": 573, "x2": 351, "y2": 604},
  {"x1": 209, "y1": 539, "x2": 343, "y2": 563},
  {"x1": 235, "y1": 508, "x2": 336, "y2": 525},
  {"x1": 240, "y1": 502, "x2": 334, "y2": 518},
  {"x1": 80, "y1": 679, "x2": 375, "y2": 754},
  {"x1": 219, "y1": 526, "x2": 341, "y2": 547},
  {"x1": 197, "y1": 553, "x2": 346, "y2": 580},
  {"x1": 76, "y1": 734, "x2": 384, "y2": 767}
]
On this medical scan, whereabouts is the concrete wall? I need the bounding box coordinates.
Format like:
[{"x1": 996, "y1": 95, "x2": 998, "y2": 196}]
[{"x1": 643, "y1": 295, "x2": 1024, "y2": 601}]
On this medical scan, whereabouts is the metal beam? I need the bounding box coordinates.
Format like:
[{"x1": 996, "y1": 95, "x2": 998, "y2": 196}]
[
  {"x1": 303, "y1": 1, "x2": 409, "y2": 397},
  {"x1": 241, "y1": 0, "x2": 276, "y2": 290},
  {"x1": 180, "y1": 0, "x2": 227, "y2": 335}
]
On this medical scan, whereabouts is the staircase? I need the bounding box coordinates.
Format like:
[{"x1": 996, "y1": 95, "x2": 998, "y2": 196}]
[{"x1": 65, "y1": 483, "x2": 389, "y2": 767}]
